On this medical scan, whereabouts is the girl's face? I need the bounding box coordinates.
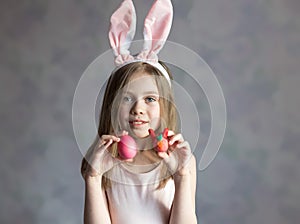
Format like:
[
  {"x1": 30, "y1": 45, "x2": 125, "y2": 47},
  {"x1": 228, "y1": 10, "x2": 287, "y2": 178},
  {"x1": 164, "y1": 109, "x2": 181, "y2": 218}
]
[{"x1": 117, "y1": 72, "x2": 161, "y2": 138}]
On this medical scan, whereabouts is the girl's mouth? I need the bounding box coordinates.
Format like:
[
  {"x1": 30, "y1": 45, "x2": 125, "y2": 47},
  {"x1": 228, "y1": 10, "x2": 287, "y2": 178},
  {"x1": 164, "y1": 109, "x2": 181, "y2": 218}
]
[{"x1": 129, "y1": 120, "x2": 148, "y2": 126}]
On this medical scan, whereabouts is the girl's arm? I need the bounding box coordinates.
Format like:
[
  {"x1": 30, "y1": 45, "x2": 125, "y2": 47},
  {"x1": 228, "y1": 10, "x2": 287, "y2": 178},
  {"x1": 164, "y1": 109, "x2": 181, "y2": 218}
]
[
  {"x1": 84, "y1": 176, "x2": 111, "y2": 224},
  {"x1": 158, "y1": 131, "x2": 197, "y2": 224},
  {"x1": 169, "y1": 155, "x2": 197, "y2": 224},
  {"x1": 81, "y1": 134, "x2": 121, "y2": 224}
]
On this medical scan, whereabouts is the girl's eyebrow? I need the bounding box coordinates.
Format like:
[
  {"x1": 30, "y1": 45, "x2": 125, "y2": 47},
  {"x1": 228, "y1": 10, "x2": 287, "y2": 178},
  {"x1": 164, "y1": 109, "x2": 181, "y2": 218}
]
[
  {"x1": 144, "y1": 91, "x2": 159, "y2": 95},
  {"x1": 124, "y1": 91, "x2": 159, "y2": 95}
]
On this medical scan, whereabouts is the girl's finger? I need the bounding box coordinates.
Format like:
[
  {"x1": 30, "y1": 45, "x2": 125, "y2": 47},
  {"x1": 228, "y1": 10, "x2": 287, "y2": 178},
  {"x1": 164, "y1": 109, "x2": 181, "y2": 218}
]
[
  {"x1": 98, "y1": 135, "x2": 120, "y2": 148},
  {"x1": 121, "y1": 130, "x2": 129, "y2": 136},
  {"x1": 177, "y1": 141, "x2": 190, "y2": 150},
  {"x1": 101, "y1": 135, "x2": 120, "y2": 142},
  {"x1": 157, "y1": 151, "x2": 168, "y2": 159},
  {"x1": 103, "y1": 139, "x2": 113, "y2": 149},
  {"x1": 169, "y1": 133, "x2": 184, "y2": 145},
  {"x1": 167, "y1": 130, "x2": 175, "y2": 137}
]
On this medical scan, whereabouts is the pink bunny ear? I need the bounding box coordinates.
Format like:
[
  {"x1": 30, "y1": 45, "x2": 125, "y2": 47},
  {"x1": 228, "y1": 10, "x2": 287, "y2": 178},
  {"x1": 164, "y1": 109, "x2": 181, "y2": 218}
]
[
  {"x1": 108, "y1": 0, "x2": 136, "y2": 66},
  {"x1": 137, "y1": 0, "x2": 173, "y2": 62}
]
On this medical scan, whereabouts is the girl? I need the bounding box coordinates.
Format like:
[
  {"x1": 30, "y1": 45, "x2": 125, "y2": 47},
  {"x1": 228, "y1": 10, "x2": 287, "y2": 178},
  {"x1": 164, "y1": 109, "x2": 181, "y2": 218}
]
[{"x1": 81, "y1": 1, "x2": 197, "y2": 223}]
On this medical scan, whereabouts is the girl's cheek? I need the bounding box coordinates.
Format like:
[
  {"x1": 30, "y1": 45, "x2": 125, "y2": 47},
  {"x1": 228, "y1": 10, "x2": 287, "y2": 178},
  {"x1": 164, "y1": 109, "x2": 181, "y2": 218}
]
[
  {"x1": 119, "y1": 104, "x2": 130, "y2": 113},
  {"x1": 118, "y1": 107, "x2": 129, "y2": 119},
  {"x1": 118, "y1": 105, "x2": 131, "y2": 122},
  {"x1": 150, "y1": 103, "x2": 160, "y2": 112},
  {"x1": 118, "y1": 112, "x2": 129, "y2": 130}
]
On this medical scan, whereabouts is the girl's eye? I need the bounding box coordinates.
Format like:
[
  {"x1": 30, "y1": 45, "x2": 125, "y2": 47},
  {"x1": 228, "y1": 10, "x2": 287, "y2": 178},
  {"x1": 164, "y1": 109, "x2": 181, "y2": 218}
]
[
  {"x1": 123, "y1": 96, "x2": 133, "y2": 102},
  {"x1": 145, "y1": 96, "x2": 158, "y2": 103}
]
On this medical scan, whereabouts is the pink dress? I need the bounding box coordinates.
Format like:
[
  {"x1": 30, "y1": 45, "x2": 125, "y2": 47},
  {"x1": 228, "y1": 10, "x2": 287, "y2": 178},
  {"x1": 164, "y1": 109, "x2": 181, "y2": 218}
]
[{"x1": 105, "y1": 162, "x2": 175, "y2": 224}]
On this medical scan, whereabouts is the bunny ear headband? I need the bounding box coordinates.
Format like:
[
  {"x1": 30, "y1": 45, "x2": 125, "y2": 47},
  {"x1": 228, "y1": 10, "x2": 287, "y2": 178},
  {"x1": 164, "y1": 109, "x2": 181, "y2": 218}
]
[{"x1": 108, "y1": 0, "x2": 173, "y2": 86}]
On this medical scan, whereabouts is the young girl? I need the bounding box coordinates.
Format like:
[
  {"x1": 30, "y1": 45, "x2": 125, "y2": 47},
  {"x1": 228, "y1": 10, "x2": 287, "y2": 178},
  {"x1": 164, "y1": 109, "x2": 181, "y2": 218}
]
[{"x1": 81, "y1": 1, "x2": 197, "y2": 223}]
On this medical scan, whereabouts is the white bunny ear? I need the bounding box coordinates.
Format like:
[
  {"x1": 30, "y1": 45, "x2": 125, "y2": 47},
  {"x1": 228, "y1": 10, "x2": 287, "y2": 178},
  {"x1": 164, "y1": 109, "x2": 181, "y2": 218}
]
[
  {"x1": 108, "y1": 0, "x2": 136, "y2": 66},
  {"x1": 137, "y1": 0, "x2": 173, "y2": 62}
]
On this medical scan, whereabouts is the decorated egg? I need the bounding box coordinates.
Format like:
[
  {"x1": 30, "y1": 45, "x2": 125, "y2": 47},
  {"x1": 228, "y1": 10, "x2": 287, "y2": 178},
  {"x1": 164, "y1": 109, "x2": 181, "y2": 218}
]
[
  {"x1": 117, "y1": 135, "x2": 137, "y2": 159},
  {"x1": 156, "y1": 134, "x2": 169, "y2": 152},
  {"x1": 148, "y1": 128, "x2": 169, "y2": 152}
]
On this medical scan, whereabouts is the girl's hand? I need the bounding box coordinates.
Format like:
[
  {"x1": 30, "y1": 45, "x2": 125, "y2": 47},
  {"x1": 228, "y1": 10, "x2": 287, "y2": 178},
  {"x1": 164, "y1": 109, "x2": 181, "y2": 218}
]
[
  {"x1": 81, "y1": 131, "x2": 129, "y2": 179},
  {"x1": 157, "y1": 130, "x2": 193, "y2": 176}
]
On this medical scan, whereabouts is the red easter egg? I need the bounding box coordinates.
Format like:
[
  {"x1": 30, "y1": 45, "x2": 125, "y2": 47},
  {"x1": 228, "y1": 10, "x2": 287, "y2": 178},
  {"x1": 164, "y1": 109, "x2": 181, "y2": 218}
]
[{"x1": 117, "y1": 135, "x2": 137, "y2": 159}]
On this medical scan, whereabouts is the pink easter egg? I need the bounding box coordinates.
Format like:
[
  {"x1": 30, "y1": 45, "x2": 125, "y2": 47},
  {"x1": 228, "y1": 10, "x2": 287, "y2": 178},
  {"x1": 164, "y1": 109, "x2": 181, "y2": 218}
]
[{"x1": 117, "y1": 135, "x2": 137, "y2": 159}]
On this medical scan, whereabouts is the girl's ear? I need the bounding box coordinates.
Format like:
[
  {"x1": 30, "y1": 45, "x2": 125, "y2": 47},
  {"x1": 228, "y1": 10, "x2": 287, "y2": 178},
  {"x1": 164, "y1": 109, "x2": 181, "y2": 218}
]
[{"x1": 108, "y1": 0, "x2": 136, "y2": 65}]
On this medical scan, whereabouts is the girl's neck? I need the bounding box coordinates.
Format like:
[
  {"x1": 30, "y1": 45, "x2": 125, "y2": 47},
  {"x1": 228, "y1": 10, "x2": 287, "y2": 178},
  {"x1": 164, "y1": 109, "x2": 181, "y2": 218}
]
[
  {"x1": 123, "y1": 149, "x2": 161, "y2": 173},
  {"x1": 134, "y1": 135, "x2": 153, "y2": 151}
]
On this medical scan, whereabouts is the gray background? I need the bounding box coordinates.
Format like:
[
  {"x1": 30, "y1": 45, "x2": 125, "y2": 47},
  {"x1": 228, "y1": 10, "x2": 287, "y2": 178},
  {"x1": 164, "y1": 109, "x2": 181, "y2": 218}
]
[{"x1": 1, "y1": 0, "x2": 300, "y2": 223}]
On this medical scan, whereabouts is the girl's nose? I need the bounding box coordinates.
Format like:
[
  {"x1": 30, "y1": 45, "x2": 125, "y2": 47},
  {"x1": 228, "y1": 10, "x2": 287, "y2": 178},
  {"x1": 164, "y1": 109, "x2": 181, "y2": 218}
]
[{"x1": 130, "y1": 100, "x2": 145, "y2": 115}]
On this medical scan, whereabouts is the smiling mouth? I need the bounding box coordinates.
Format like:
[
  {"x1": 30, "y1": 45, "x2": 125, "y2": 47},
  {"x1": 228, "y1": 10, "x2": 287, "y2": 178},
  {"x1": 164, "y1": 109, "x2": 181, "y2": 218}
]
[{"x1": 129, "y1": 120, "x2": 148, "y2": 126}]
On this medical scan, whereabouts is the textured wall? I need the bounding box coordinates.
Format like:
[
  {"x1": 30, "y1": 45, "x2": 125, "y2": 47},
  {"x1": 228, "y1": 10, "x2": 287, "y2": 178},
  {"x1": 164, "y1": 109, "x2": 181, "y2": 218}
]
[{"x1": 0, "y1": 0, "x2": 299, "y2": 223}]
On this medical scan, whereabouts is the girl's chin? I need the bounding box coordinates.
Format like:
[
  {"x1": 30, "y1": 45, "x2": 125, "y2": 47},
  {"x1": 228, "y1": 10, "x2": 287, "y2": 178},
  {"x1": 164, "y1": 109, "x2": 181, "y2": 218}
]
[{"x1": 129, "y1": 129, "x2": 150, "y2": 139}]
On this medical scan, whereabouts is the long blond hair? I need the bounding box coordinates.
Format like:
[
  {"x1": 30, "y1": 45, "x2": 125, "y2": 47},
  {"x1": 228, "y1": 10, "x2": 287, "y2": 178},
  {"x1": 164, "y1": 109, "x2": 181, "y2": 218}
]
[{"x1": 81, "y1": 61, "x2": 178, "y2": 189}]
